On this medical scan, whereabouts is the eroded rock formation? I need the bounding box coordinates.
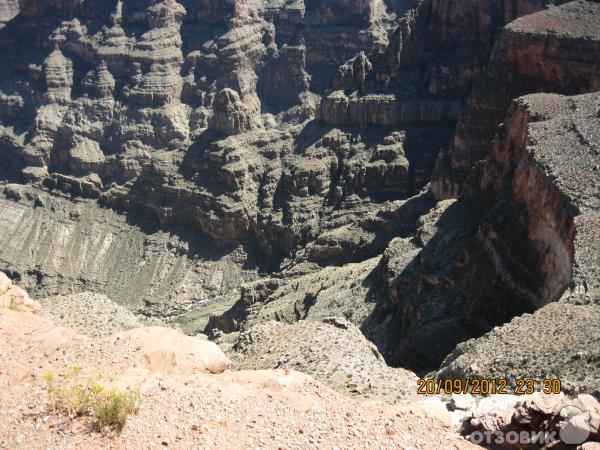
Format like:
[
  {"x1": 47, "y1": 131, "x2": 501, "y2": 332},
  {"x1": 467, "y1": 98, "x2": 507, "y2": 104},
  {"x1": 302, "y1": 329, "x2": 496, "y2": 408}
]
[
  {"x1": 431, "y1": 0, "x2": 600, "y2": 198},
  {"x1": 0, "y1": 270, "x2": 41, "y2": 314},
  {"x1": 381, "y1": 91, "x2": 600, "y2": 374}
]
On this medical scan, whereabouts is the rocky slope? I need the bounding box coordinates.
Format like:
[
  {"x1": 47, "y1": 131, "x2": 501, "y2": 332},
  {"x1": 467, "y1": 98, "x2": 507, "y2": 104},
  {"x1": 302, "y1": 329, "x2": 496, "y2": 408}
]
[
  {"x1": 437, "y1": 294, "x2": 600, "y2": 398},
  {"x1": 231, "y1": 318, "x2": 417, "y2": 402},
  {"x1": 0, "y1": 184, "x2": 260, "y2": 318},
  {"x1": 39, "y1": 291, "x2": 148, "y2": 337},
  {"x1": 3, "y1": 262, "x2": 600, "y2": 449},
  {"x1": 0, "y1": 282, "x2": 479, "y2": 450}
]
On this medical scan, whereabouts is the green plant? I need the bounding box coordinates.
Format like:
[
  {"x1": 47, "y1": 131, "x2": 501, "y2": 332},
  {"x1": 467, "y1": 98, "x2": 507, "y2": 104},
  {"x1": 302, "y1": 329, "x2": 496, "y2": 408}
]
[
  {"x1": 43, "y1": 366, "x2": 141, "y2": 432},
  {"x1": 43, "y1": 366, "x2": 93, "y2": 417},
  {"x1": 92, "y1": 388, "x2": 141, "y2": 431}
]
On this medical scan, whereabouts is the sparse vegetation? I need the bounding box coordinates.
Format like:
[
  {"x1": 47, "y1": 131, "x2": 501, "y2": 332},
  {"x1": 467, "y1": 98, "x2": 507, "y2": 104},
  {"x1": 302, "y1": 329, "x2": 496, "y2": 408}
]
[
  {"x1": 92, "y1": 388, "x2": 141, "y2": 431},
  {"x1": 43, "y1": 366, "x2": 141, "y2": 432}
]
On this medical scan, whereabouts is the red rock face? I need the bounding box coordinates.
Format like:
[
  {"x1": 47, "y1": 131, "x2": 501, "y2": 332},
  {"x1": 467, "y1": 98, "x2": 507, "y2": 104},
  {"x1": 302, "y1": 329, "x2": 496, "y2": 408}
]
[
  {"x1": 381, "y1": 91, "x2": 598, "y2": 372},
  {"x1": 456, "y1": 92, "x2": 598, "y2": 318},
  {"x1": 373, "y1": 0, "x2": 551, "y2": 97},
  {"x1": 431, "y1": 0, "x2": 600, "y2": 199},
  {"x1": 471, "y1": 103, "x2": 574, "y2": 308}
]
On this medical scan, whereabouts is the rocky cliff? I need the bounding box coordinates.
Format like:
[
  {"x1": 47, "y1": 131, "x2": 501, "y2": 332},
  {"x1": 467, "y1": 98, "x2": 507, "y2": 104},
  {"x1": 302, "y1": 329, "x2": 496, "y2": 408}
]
[
  {"x1": 431, "y1": 0, "x2": 600, "y2": 198},
  {"x1": 431, "y1": 93, "x2": 600, "y2": 392},
  {"x1": 381, "y1": 91, "x2": 599, "y2": 376},
  {"x1": 459, "y1": 93, "x2": 598, "y2": 312},
  {"x1": 208, "y1": 93, "x2": 598, "y2": 385}
]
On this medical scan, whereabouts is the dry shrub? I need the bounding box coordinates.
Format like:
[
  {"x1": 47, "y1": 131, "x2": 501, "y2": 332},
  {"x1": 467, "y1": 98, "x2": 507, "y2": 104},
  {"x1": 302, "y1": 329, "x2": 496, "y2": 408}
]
[{"x1": 43, "y1": 366, "x2": 140, "y2": 432}]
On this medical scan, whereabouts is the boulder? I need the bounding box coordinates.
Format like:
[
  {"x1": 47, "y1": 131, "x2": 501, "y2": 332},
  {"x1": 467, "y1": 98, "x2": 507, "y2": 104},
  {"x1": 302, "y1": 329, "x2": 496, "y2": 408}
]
[
  {"x1": 449, "y1": 393, "x2": 475, "y2": 411},
  {"x1": 0, "y1": 271, "x2": 42, "y2": 314},
  {"x1": 111, "y1": 327, "x2": 230, "y2": 375}
]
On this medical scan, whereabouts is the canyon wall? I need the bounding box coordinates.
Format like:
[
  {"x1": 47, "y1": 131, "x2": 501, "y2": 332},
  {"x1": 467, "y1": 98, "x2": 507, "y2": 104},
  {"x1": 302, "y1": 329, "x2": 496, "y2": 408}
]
[
  {"x1": 458, "y1": 93, "x2": 596, "y2": 311},
  {"x1": 0, "y1": 0, "x2": 430, "y2": 265},
  {"x1": 0, "y1": 0, "x2": 598, "y2": 395},
  {"x1": 431, "y1": 0, "x2": 600, "y2": 198},
  {"x1": 2, "y1": 0, "x2": 595, "y2": 267},
  {"x1": 317, "y1": 0, "x2": 570, "y2": 205},
  {"x1": 436, "y1": 91, "x2": 600, "y2": 390},
  {"x1": 380, "y1": 91, "x2": 599, "y2": 372}
]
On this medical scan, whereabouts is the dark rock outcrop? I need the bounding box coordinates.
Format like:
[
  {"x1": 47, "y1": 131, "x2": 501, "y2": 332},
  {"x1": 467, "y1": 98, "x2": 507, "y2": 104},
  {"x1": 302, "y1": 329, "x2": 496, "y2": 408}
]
[
  {"x1": 381, "y1": 92, "x2": 600, "y2": 372},
  {"x1": 320, "y1": 0, "x2": 570, "y2": 202},
  {"x1": 432, "y1": 0, "x2": 600, "y2": 199}
]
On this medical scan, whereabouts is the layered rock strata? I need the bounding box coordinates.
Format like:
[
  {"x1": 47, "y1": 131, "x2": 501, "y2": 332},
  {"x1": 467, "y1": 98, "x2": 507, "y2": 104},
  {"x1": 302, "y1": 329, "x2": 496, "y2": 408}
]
[
  {"x1": 2, "y1": 0, "x2": 595, "y2": 271},
  {"x1": 431, "y1": 0, "x2": 600, "y2": 198},
  {"x1": 0, "y1": 0, "x2": 423, "y2": 267},
  {"x1": 383, "y1": 92, "x2": 599, "y2": 372},
  {"x1": 458, "y1": 92, "x2": 599, "y2": 317}
]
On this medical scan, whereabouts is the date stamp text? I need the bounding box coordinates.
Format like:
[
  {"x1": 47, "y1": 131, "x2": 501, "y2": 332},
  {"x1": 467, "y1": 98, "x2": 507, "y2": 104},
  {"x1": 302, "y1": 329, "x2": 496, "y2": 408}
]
[{"x1": 417, "y1": 378, "x2": 562, "y2": 395}]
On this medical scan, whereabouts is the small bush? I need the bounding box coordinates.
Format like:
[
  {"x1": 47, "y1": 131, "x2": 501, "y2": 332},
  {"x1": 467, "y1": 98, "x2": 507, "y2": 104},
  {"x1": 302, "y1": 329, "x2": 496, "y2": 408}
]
[
  {"x1": 93, "y1": 388, "x2": 141, "y2": 431},
  {"x1": 43, "y1": 366, "x2": 141, "y2": 432}
]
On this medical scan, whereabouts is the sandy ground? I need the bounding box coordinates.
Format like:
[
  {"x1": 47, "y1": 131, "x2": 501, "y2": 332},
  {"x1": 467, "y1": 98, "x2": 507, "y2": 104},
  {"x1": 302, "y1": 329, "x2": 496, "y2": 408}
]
[{"x1": 0, "y1": 309, "x2": 480, "y2": 449}]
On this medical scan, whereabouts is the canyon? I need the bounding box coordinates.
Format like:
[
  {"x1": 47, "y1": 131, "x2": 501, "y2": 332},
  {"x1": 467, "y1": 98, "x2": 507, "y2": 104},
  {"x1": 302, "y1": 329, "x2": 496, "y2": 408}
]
[{"x1": 0, "y1": 0, "x2": 598, "y2": 447}]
